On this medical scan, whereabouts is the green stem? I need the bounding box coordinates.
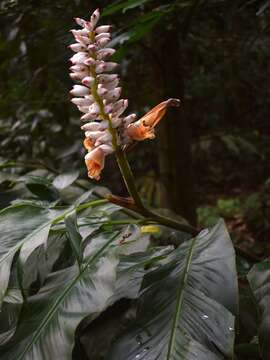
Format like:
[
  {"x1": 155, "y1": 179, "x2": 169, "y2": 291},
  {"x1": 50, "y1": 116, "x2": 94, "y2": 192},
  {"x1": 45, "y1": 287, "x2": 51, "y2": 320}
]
[
  {"x1": 113, "y1": 147, "x2": 198, "y2": 235},
  {"x1": 87, "y1": 34, "x2": 198, "y2": 236},
  {"x1": 78, "y1": 219, "x2": 144, "y2": 227},
  {"x1": 113, "y1": 146, "x2": 198, "y2": 235},
  {"x1": 144, "y1": 211, "x2": 198, "y2": 236},
  {"x1": 77, "y1": 199, "x2": 107, "y2": 211},
  {"x1": 115, "y1": 147, "x2": 145, "y2": 209},
  {"x1": 88, "y1": 54, "x2": 144, "y2": 209}
]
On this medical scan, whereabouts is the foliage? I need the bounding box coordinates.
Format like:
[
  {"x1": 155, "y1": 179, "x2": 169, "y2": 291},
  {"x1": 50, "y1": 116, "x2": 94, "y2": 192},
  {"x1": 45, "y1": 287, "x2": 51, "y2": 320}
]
[
  {"x1": 2, "y1": 0, "x2": 270, "y2": 188},
  {"x1": 108, "y1": 221, "x2": 237, "y2": 360},
  {"x1": 0, "y1": 164, "x2": 268, "y2": 359},
  {"x1": 0, "y1": 164, "x2": 268, "y2": 360},
  {"x1": 0, "y1": 166, "x2": 239, "y2": 359},
  {"x1": 198, "y1": 198, "x2": 241, "y2": 227},
  {"x1": 1, "y1": 0, "x2": 270, "y2": 359},
  {"x1": 243, "y1": 180, "x2": 270, "y2": 242}
]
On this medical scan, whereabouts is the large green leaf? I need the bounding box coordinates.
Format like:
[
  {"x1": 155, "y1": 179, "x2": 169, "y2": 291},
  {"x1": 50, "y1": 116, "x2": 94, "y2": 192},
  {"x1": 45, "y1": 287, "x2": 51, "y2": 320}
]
[
  {"x1": 0, "y1": 203, "x2": 57, "y2": 306},
  {"x1": 20, "y1": 231, "x2": 68, "y2": 290},
  {"x1": 23, "y1": 176, "x2": 58, "y2": 201},
  {"x1": 248, "y1": 259, "x2": 270, "y2": 359},
  {"x1": 103, "y1": 0, "x2": 153, "y2": 16},
  {"x1": 52, "y1": 170, "x2": 79, "y2": 190},
  {"x1": 0, "y1": 190, "x2": 111, "y2": 306},
  {"x1": 107, "y1": 220, "x2": 238, "y2": 359},
  {"x1": 0, "y1": 301, "x2": 22, "y2": 346},
  {"x1": 110, "y1": 10, "x2": 164, "y2": 51},
  {"x1": 0, "y1": 225, "x2": 153, "y2": 360},
  {"x1": 257, "y1": 0, "x2": 270, "y2": 15},
  {"x1": 65, "y1": 210, "x2": 83, "y2": 266}
]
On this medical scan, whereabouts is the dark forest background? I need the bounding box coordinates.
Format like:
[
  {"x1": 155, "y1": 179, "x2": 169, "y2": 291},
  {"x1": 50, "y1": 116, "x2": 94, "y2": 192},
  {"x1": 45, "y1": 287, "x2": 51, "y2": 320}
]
[
  {"x1": 1, "y1": 0, "x2": 270, "y2": 278},
  {"x1": 2, "y1": 1, "x2": 270, "y2": 358}
]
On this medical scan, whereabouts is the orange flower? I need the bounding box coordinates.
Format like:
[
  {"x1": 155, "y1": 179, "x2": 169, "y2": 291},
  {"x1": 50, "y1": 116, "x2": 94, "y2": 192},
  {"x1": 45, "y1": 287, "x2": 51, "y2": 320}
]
[
  {"x1": 83, "y1": 137, "x2": 94, "y2": 151},
  {"x1": 84, "y1": 147, "x2": 105, "y2": 180},
  {"x1": 126, "y1": 98, "x2": 181, "y2": 141}
]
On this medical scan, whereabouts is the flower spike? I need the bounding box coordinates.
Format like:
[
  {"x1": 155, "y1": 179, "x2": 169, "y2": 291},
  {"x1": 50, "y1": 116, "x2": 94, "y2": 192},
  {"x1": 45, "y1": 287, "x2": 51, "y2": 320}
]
[{"x1": 69, "y1": 9, "x2": 181, "y2": 180}]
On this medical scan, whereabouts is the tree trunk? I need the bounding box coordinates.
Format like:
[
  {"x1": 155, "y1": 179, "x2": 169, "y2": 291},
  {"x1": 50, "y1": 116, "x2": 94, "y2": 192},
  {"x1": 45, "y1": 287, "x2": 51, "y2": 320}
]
[{"x1": 153, "y1": 27, "x2": 197, "y2": 225}]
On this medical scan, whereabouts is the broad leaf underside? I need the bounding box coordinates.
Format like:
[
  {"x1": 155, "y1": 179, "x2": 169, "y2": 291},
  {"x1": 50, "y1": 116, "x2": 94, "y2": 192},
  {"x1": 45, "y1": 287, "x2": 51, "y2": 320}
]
[{"x1": 108, "y1": 220, "x2": 238, "y2": 360}]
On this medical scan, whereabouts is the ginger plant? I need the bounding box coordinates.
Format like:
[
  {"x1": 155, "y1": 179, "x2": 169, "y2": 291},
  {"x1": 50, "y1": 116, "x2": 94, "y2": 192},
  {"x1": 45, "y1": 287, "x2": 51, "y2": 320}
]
[{"x1": 69, "y1": 8, "x2": 198, "y2": 235}]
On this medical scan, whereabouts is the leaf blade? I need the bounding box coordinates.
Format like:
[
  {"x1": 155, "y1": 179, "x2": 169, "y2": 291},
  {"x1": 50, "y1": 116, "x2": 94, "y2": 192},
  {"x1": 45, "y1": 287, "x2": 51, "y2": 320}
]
[
  {"x1": 0, "y1": 225, "x2": 152, "y2": 360},
  {"x1": 107, "y1": 220, "x2": 238, "y2": 360},
  {"x1": 167, "y1": 236, "x2": 197, "y2": 359},
  {"x1": 0, "y1": 204, "x2": 53, "y2": 306},
  {"x1": 65, "y1": 210, "x2": 83, "y2": 265},
  {"x1": 52, "y1": 171, "x2": 79, "y2": 190}
]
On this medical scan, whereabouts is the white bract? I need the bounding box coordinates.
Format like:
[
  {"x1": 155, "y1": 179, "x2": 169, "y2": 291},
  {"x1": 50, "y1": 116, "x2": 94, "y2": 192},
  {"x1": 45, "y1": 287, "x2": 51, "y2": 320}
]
[
  {"x1": 69, "y1": 8, "x2": 180, "y2": 180},
  {"x1": 69, "y1": 8, "x2": 136, "y2": 180}
]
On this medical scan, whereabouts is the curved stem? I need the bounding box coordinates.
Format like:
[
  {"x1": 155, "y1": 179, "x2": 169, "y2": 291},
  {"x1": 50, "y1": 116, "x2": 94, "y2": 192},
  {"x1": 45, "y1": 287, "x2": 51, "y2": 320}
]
[
  {"x1": 115, "y1": 147, "x2": 145, "y2": 209},
  {"x1": 87, "y1": 33, "x2": 198, "y2": 236},
  {"x1": 114, "y1": 147, "x2": 199, "y2": 236},
  {"x1": 88, "y1": 57, "x2": 144, "y2": 209},
  {"x1": 141, "y1": 210, "x2": 199, "y2": 236}
]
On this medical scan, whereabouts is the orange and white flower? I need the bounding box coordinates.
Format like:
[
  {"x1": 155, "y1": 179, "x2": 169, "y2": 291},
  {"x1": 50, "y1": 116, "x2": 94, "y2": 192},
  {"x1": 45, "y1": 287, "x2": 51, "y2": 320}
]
[
  {"x1": 69, "y1": 9, "x2": 181, "y2": 180},
  {"x1": 125, "y1": 99, "x2": 181, "y2": 141},
  {"x1": 84, "y1": 145, "x2": 113, "y2": 180}
]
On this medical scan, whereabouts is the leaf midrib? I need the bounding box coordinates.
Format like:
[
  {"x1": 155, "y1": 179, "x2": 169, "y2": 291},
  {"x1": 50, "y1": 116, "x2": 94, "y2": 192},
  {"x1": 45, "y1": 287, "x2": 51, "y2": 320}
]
[
  {"x1": 0, "y1": 199, "x2": 110, "y2": 308},
  {"x1": 166, "y1": 236, "x2": 197, "y2": 359},
  {"x1": 17, "y1": 231, "x2": 120, "y2": 360}
]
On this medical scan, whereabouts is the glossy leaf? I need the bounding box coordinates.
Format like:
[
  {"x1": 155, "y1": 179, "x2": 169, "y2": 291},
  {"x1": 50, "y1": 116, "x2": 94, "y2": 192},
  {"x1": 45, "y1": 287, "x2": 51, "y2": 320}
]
[
  {"x1": 52, "y1": 171, "x2": 79, "y2": 190},
  {"x1": 107, "y1": 220, "x2": 238, "y2": 360},
  {"x1": 23, "y1": 176, "x2": 58, "y2": 201},
  {"x1": 0, "y1": 197, "x2": 89, "y2": 306},
  {"x1": 0, "y1": 226, "x2": 152, "y2": 360},
  {"x1": 110, "y1": 10, "x2": 164, "y2": 50},
  {"x1": 0, "y1": 203, "x2": 54, "y2": 306},
  {"x1": 19, "y1": 223, "x2": 51, "y2": 272},
  {"x1": 257, "y1": 0, "x2": 270, "y2": 15},
  {"x1": 103, "y1": 0, "x2": 153, "y2": 16},
  {"x1": 21, "y1": 232, "x2": 68, "y2": 290},
  {"x1": 0, "y1": 301, "x2": 21, "y2": 346},
  {"x1": 65, "y1": 210, "x2": 83, "y2": 265}
]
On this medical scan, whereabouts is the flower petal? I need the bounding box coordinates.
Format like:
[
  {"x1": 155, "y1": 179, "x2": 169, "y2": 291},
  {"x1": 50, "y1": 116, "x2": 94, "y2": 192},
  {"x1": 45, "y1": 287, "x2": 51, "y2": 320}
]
[{"x1": 84, "y1": 146, "x2": 105, "y2": 180}]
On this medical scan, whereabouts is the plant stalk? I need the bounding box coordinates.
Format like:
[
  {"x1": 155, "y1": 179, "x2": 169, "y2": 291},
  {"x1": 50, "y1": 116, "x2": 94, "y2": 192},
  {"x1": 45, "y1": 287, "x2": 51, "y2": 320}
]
[
  {"x1": 114, "y1": 147, "x2": 198, "y2": 236},
  {"x1": 88, "y1": 42, "x2": 198, "y2": 236},
  {"x1": 115, "y1": 146, "x2": 145, "y2": 209}
]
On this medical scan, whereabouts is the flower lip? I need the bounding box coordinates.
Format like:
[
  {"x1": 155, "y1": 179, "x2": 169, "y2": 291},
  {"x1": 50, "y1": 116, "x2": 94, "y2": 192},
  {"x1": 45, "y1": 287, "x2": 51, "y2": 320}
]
[
  {"x1": 84, "y1": 146, "x2": 105, "y2": 180},
  {"x1": 83, "y1": 137, "x2": 94, "y2": 151},
  {"x1": 140, "y1": 98, "x2": 181, "y2": 127},
  {"x1": 125, "y1": 98, "x2": 181, "y2": 141}
]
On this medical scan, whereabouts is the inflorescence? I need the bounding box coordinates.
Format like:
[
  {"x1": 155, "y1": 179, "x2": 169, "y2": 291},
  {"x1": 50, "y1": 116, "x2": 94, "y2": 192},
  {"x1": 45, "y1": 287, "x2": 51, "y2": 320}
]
[{"x1": 69, "y1": 8, "x2": 180, "y2": 180}]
